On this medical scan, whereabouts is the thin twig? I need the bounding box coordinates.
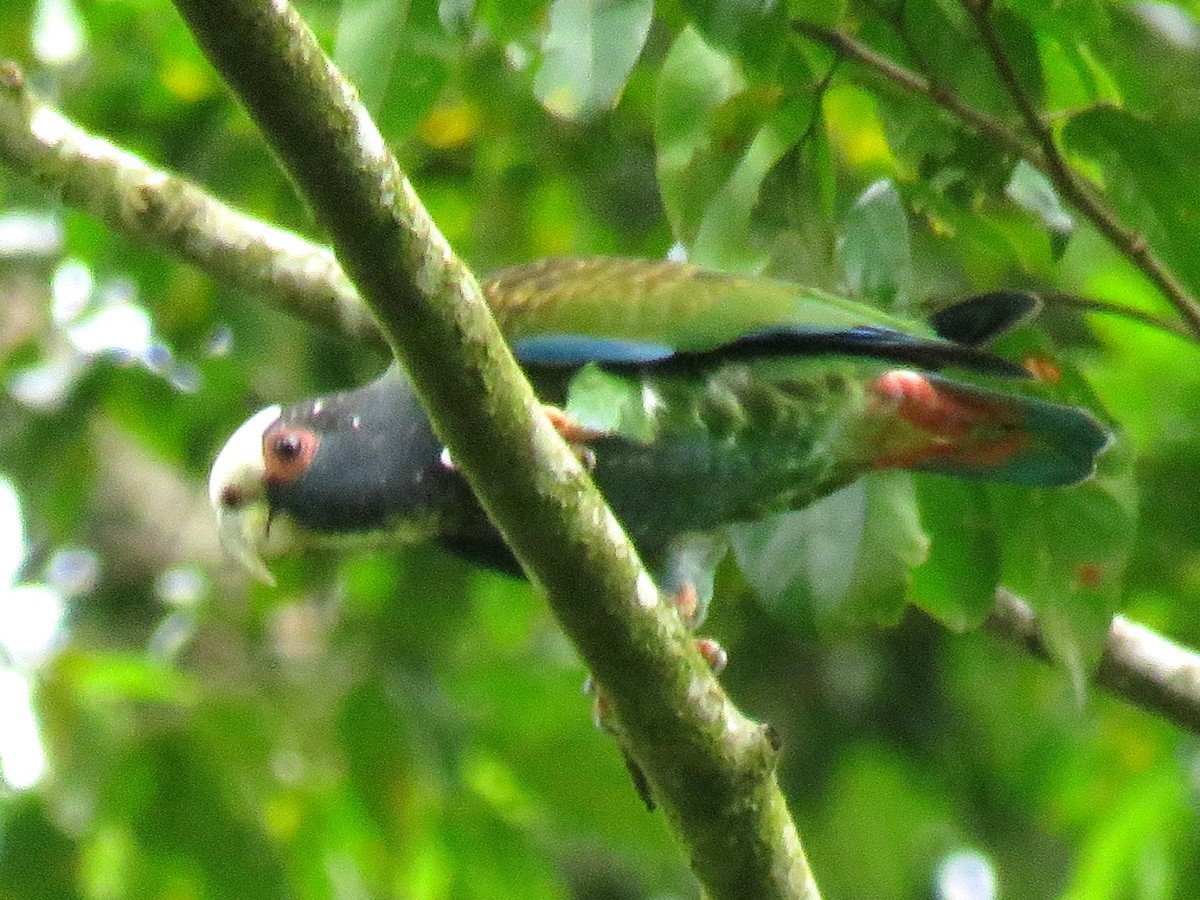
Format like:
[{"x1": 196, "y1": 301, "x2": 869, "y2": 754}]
[
  {"x1": 792, "y1": 21, "x2": 1036, "y2": 162},
  {"x1": 1041, "y1": 291, "x2": 1197, "y2": 343},
  {"x1": 987, "y1": 592, "x2": 1200, "y2": 734}
]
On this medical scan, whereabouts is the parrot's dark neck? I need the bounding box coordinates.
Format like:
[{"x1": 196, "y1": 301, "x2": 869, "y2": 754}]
[{"x1": 267, "y1": 371, "x2": 507, "y2": 561}]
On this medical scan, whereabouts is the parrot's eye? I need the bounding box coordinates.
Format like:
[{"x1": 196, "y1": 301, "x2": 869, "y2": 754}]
[
  {"x1": 219, "y1": 485, "x2": 247, "y2": 510},
  {"x1": 263, "y1": 424, "x2": 319, "y2": 483}
]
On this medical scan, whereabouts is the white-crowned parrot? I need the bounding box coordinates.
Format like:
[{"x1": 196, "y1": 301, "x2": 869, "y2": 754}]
[{"x1": 209, "y1": 256, "x2": 1110, "y2": 612}]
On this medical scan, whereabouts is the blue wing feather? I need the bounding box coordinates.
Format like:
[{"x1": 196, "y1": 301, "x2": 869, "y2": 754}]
[
  {"x1": 515, "y1": 327, "x2": 1029, "y2": 378},
  {"x1": 514, "y1": 334, "x2": 675, "y2": 366}
]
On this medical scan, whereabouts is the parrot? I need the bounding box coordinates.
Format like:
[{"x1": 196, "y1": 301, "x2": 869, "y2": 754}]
[{"x1": 208, "y1": 256, "x2": 1111, "y2": 618}]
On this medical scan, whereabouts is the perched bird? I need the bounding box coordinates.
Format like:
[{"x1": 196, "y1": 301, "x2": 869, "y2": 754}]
[{"x1": 209, "y1": 257, "x2": 1111, "y2": 614}]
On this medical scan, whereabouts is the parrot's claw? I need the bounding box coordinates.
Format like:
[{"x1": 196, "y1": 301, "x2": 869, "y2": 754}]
[
  {"x1": 543, "y1": 405, "x2": 609, "y2": 444},
  {"x1": 543, "y1": 406, "x2": 606, "y2": 471},
  {"x1": 672, "y1": 582, "x2": 701, "y2": 628},
  {"x1": 694, "y1": 637, "x2": 728, "y2": 675},
  {"x1": 671, "y1": 583, "x2": 728, "y2": 673}
]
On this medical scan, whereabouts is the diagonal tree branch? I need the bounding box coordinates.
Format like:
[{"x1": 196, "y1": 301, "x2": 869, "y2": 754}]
[
  {"x1": 794, "y1": 20, "x2": 1200, "y2": 339},
  {"x1": 162, "y1": 2, "x2": 819, "y2": 898},
  {"x1": 3, "y1": 69, "x2": 1200, "y2": 744},
  {"x1": 0, "y1": 62, "x2": 385, "y2": 353}
]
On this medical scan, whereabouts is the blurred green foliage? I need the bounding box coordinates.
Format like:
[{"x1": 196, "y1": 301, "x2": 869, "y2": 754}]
[{"x1": 1, "y1": 0, "x2": 1199, "y2": 897}]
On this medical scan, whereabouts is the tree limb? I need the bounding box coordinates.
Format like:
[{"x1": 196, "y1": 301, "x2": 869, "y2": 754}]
[
  {"x1": 163, "y1": 2, "x2": 819, "y2": 898},
  {"x1": 794, "y1": 20, "x2": 1200, "y2": 340},
  {"x1": 0, "y1": 62, "x2": 385, "y2": 353},
  {"x1": 987, "y1": 592, "x2": 1200, "y2": 734}
]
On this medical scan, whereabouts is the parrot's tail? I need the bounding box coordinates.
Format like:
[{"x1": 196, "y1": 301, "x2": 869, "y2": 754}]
[{"x1": 869, "y1": 370, "x2": 1112, "y2": 487}]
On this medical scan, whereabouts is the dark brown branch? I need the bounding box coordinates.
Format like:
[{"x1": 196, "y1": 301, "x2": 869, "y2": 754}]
[
  {"x1": 987, "y1": 592, "x2": 1200, "y2": 734},
  {"x1": 165, "y1": 2, "x2": 819, "y2": 897}
]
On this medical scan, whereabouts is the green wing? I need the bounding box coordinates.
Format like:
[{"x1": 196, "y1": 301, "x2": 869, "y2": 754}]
[{"x1": 485, "y1": 256, "x2": 936, "y2": 349}]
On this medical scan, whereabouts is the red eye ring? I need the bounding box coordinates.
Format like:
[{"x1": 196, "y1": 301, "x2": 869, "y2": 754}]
[{"x1": 262, "y1": 423, "x2": 319, "y2": 483}]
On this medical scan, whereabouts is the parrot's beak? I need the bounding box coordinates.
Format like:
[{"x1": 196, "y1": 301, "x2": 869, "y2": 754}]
[{"x1": 208, "y1": 405, "x2": 282, "y2": 586}]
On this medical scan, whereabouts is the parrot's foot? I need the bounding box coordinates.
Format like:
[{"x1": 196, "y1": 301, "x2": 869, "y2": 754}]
[
  {"x1": 543, "y1": 405, "x2": 608, "y2": 443},
  {"x1": 436, "y1": 405, "x2": 603, "y2": 472},
  {"x1": 673, "y1": 582, "x2": 701, "y2": 627},
  {"x1": 669, "y1": 583, "x2": 727, "y2": 673},
  {"x1": 695, "y1": 637, "x2": 728, "y2": 675},
  {"x1": 543, "y1": 405, "x2": 608, "y2": 470}
]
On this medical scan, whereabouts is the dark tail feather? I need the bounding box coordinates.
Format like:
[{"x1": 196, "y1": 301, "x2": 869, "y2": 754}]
[{"x1": 929, "y1": 291, "x2": 1041, "y2": 347}]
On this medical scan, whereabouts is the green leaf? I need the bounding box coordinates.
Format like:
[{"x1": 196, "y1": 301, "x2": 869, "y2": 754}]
[
  {"x1": 1005, "y1": 160, "x2": 1075, "y2": 259},
  {"x1": 656, "y1": 28, "x2": 817, "y2": 270},
  {"x1": 334, "y1": 0, "x2": 410, "y2": 113},
  {"x1": 1064, "y1": 106, "x2": 1200, "y2": 298},
  {"x1": 993, "y1": 404, "x2": 1133, "y2": 701},
  {"x1": 910, "y1": 478, "x2": 1000, "y2": 631},
  {"x1": 335, "y1": 0, "x2": 453, "y2": 139},
  {"x1": 692, "y1": 94, "x2": 815, "y2": 272},
  {"x1": 533, "y1": 0, "x2": 654, "y2": 121},
  {"x1": 839, "y1": 179, "x2": 911, "y2": 309},
  {"x1": 475, "y1": 0, "x2": 550, "y2": 41},
  {"x1": 655, "y1": 27, "x2": 745, "y2": 245},
  {"x1": 678, "y1": 0, "x2": 787, "y2": 75},
  {"x1": 989, "y1": 473, "x2": 1134, "y2": 699},
  {"x1": 564, "y1": 363, "x2": 656, "y2": 441},
  {"x1": 787, "y1": 0, "x2": 844, "y2": 27},
  {"x1": 728, "y1": 472, "x2": 929, "y2": 628}
]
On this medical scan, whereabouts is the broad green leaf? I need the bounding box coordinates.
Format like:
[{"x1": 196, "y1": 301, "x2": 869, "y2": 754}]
[
  {"x1": 982, "y1": 342, "x2": 1135, "y2": 696},
  {"x1": 989, "y1": 471, "x2": 1134, "y2": 699},
  {"x1": 728, "y1": 472, "x2": 929, "y2": 628},
  {"x1": 533, "y1": 0, "x2": 654, "y2": 121},
  {"x1": 787, "y1": 0, "x2": 844, "y2": 27},
  {"x1": 1085, "y1": 4, "x2": 1200, "y2": 119},
  {"x1": 335, "y1": 0, "x2": 453, "y2": 140},
  {"x1": 1005, "y1": 160, "x2": 1074, "y2": 259},
  {"x1": 476, "y1": 0, "x2": 550, "y2": 41},
  {"x1": 910, "y1": 479, "x2": 1000, "y2": 631},
  {"x1": 564, "y1": 363, "x2": 656, "y2": 441},
  {"x1": 839, "y1": 179, "x2": 911, "y2": 309},
  {"x1": 1064, "y1": 106, "x2": 1200, "y2": 299},
  {"x1": 892, "y1": 0, "x2": 1043, "y2": 118},
  {"x1": 656, "y1": 28, "x2": 817, "y2": 270},
  {"x1": 678, "y1": 0, "x2": 788, "y2": 75},
  {"x1": 692, "y1": 93, "x2": 815, "y2": 272},
  {"x1": 655, "y1": 27, "x2": 745, "y2": 246},
  {"x1": 335, "y1": 0, "x2": 410, "y2": 113}
]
